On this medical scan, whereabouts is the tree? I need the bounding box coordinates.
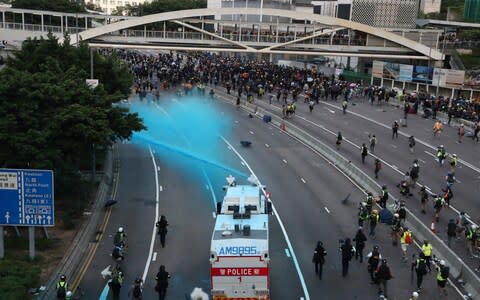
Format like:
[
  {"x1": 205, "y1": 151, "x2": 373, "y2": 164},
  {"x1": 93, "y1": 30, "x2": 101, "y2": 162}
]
[
  {"x1": 11, "y1": 0, "x2": 85, "y2": 12},
  {"x1": 137, "y1": 0, "x2": 207, "y2": 15},
  {"x1": 0, "y1": 34, "x2": 145, "y2": 218}
]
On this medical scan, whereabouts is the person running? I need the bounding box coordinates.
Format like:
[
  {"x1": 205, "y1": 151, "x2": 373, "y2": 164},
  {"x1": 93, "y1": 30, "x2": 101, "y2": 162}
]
[
  {"x1": 433, "y1": 120, "x2": 443, "y2": 137},
  {"x1": 155, "y1": 265, "x2": 170, "y2": 300},
  {"x1": 336, "y1": 132, "x2": 343, "y2": 150},
  {"x1": 361, "y1": 143, "x2": 368, "y2": 164},
  {"x1": 312, "y1": 241, "x2": 327, "y2": 280},
  {"x1": 353, "y1": 227, "x2": 367, "y2": 263},
  {"x1": 375, "y1": 259, "x2": 393, "y2": 298},
  {"x1": 156, "y1": 215, "x2": 169, "y2": 248},
  {"x1": 433, "y1": 194, "x2": 445, "y2": 223},
  {"x1": 400, "y1": 227, "x2": 413, "y2": 262},
  {"x1": 392, "y1": 120, "x2": 399, "y2": 139},
  {"x1": 342, "y1": 99, "x2": 348, "y2": 114}
]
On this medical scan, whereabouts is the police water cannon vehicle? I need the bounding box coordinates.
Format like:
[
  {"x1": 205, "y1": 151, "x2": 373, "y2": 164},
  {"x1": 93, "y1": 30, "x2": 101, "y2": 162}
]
[{"x1": 210, "y1": 175, "x2": 270, "y2": 300}]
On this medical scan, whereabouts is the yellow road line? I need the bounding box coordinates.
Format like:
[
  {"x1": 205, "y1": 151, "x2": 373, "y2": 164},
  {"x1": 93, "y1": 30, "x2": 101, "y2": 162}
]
[{"x1": 71, "y1": 145, "x2": 120, "y2": 291}]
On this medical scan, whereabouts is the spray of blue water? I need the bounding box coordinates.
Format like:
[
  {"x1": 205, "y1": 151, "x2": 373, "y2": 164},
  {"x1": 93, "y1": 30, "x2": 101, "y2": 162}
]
[{"x1": 128, "y1": 94, "x2": 249, "y2": 205}]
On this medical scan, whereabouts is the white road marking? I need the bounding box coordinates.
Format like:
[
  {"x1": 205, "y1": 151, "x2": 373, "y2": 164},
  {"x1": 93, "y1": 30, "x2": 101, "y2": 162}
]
[
  {"x1": 221, "y1": 136, "x2": 311, "y2": 300},
  {"x1": 283, "y1": 159, "x2": 288, "y2": 164},
  {"x1": 456, "y1": 179, "x2": 462, "y2": 184},
  {"x1": 324, "y1": 207, "x2": 330, "y2": 214},
  {"x1": 143, "y1": 147, "x2": 160, "y2": 282},
  {"x1": 391, "y1": 165, "x2": 398, "y2": 170},
  {"x1": 159, "y1": 185, "x2": 163, "y2": 192},
  {"x1": 249, "y1": 130, "x2": 255, "y2": 135},
  {"x1": 157, "y1": 166, "x2": 160, "y2": 171},
  {"x1": 418, "y1": 158, "x2": 426, "y2": 164},
  {"x1": 391, "y1": 144, "x2": 397, "y2": 148},
  {"x1": 235, "y1": 120, "x2": 239, "y2": 123},
  {"x1": 212, "y1": 212, "x2": 217, "y2": 219},
  {"x1": 206, "y1": 185, "x2": 210, "y2": 190},
  {"x1": 241, "y1": 161, "x2": 246, "y2": 166},
  {"x1": 301, "y1": 178, "x2": 306, "y2": 184},
  {"x1": 265, "y1": 143, "x2": 270, "y2": 148},
  {"x1": 152, "y1": 252, "x2": 157, "y2": 262},
  {"x1": 228, "y1": 146, "x2": 232, "y2": 150},
  {"x1": 285, "y1": 248, "x2": 291, "y2": 257}
]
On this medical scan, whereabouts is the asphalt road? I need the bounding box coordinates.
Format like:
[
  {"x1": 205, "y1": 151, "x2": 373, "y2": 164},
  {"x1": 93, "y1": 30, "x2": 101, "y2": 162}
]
[
  {"x1": 77, "y1": 92, "x2": 465, "y2": 300},
  {"x1": 214, "y1": 87, "x2": 480, "y2": 270}
]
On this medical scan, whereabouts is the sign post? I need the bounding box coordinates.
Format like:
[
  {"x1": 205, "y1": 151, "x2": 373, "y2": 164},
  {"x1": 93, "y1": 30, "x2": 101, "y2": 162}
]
[
  {"x1": 0, "y1": 169, "x2": 54, "y2": 259},
  {"x1": 0, "y1": 226, "x2": 3, "y2": 258}
]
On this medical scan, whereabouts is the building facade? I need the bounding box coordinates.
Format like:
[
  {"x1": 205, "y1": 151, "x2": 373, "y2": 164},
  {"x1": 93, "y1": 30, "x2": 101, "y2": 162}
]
[
  {"x1": 464, "y1": 0, "x2": 480, "y2": 22},
  {"x1": 419, "y1": 0, "x2": 441, "y2": 15},
  {"x1": 87, "y1": 0, "x2": 151, "y2": 15}
]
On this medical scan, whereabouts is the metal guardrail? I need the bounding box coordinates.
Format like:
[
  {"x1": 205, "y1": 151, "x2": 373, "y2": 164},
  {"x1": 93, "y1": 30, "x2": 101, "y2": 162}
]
[
  {"x1": 221, "y1": 96, "x2": 480, "y2": 299},
  {"x1": 38, "y1": 146, "x2": 115, "y2": 299}
]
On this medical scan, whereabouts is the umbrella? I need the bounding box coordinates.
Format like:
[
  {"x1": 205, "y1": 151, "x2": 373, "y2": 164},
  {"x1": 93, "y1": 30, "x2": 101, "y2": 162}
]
[
  {"x1": 257, "y1": 84, "x2": 263, "y2": 88},
  {"x1": 160, "y1": 67, "x2": 167, "y2": 71},
  {"x1": 349, "y1": 83, "x2": 357, "y2": 88},
  {"x1": 307, "y1": 77, "x2": 313, "y2": 83}
]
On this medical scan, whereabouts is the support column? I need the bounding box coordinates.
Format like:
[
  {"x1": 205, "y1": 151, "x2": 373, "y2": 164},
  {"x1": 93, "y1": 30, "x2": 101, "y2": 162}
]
[
  {"x1": 61, "y1": 15, "x2": 63, "y2": 34},
  {"x1": 201, "y1": 17, "x2": 204, "y2": 40},
  {"x1": 28, "y1": 227, "x2": 35, "y2": 260},
  {"x1": 0, "y1": 226, "x2": 4, "y2": 259},
  {"x1": 85, "y1": 16, "x2": 87, "y2": 30},
  {"x1": 451, "y1": 88, "x2": 455, "y2": 99},
  {"x1": 65, "y1": 15, "x2": 68, "y2": 31},
  {"x1": 22, "y1": 13, "x2": 24, "y2": 30},
  {"x1": 41, "y1": 14, "x2": 44, "y2": 32},
  {"x1": 144, "y1": 25, "x2": 147, "y2": 39},
  {"x1": 257, "y1": 24, "x2": 260, "y2": 42},
  {"x1": 2, "y1": 11, "x2": 5, "y2": 29},
  {"x1": 470, "y1": 89, "x2": 474, "y2": 100}
]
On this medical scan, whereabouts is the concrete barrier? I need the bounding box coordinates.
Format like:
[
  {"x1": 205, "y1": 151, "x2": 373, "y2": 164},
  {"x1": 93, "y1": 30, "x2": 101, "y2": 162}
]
[{"x1": 227, "y1": 97, "x2": 480, "y2": 299}]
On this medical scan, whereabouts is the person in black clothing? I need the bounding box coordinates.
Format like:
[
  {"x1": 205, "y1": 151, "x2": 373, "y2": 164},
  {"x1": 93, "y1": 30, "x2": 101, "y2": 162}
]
[
  {"x1": 446, "y1": 219, "x2": 457, "y2": 248},
  {"x1": 340, "y1": 238, "x2": 355, "y2": 277},
  {"x1": 375, "y1": 259, "x2": 393, "y2": 298},
  {"x1": 312, "y1": 241, "x2": 327, "y2": 279},
  {"x1": 353, "y1": 227, "x2": 367, "y2": 263},
  {"x1": 361, "y1": 143, "x2": 368, "y2": 164},
  {"x1": 155, "y1": 265, "x2": 170, "y2": 300},
  {"x1": 367, "y1": 246, "x2": 381, "y2": 283},
  {"x1": 412, "y1": 252, "x2": 428, "y2": 291},
  {"x1": 392, "y1": 121, "x2": 399, "y2": 139},
  {"x1": 156, "y1": 215, "x2": 169, "y2": 248}
]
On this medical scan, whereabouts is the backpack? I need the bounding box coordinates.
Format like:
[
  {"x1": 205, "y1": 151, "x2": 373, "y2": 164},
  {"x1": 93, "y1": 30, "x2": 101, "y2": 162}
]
[
  {"x1": 416, "y1": 259, "x2": 427, "y2": 275},
  {"x1": 133, "y1": 284, "x2": 142, "y2": 298},
  {"x1": 441, "y1": 266, "x2": 450, "y2": 279},
  {"x1": 57, "y1": 284, "x2": 66, "y2": 298},
  {"x1": 404, "y1": 232, "x2": 412, "y2": 244}
]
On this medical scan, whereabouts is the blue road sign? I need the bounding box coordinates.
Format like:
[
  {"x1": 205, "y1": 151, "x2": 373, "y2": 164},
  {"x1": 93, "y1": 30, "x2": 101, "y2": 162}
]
[{"x1": 0, "y1": 169, "x2": 54, "y2": 226}]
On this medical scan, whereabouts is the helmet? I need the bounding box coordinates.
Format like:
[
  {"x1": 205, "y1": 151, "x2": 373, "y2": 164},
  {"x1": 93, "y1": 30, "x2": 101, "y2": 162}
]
[
  {"x1": 472, "y1": 225, "x2": 478, "y2": 230},
  {"x1": 118, "y1": 227, "x2": 124, "y2": 233},
  {"x1": 373, "y1": 245, "x2": 379, "y2": 250},
  {"x1": 358, "y1": 226, "x2": 363, "y2": 230},
  {"x1": 440, "y1": 260, "x2": 446, "y2": 266},
  {"x1": 412, "y1": 291, "x2": 419, "y2": 298},
  {"x1": 413, "y1": 163, "x2": 418, "y2": 168},
  {"x1": 453, "y1": 154, "x2": 457, "y2": 157},
  {"x1": 135, "y1": 277, "x2": 142, "y2": 284},
  {"x1": 382, "y1": 259, "x2": 387, "y2": 264},
  {"x1": 66, "y1": 291, "x2": 73, "y2": 297},
  {"x1": 60, "y1": 275, "x2": 66, "y2": 281},
  {"x1": 440, "y1": 145, "x2": 444, "y2": 148},
  {"x1": 372, "y1": 209, "x2": 378, "y2": 214},
  {"x1": 382, "y1": 185, "x2": 387, "y2": 189},
  {"x1": 394, "y1": 213, "x2": 399, "y2": 218},
  {"x1": 361, "y1": 202, "x2": 367, "y2": 207}
]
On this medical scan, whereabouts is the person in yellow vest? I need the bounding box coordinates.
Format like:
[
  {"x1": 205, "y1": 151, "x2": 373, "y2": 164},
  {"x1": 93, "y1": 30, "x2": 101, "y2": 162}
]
[
  {"x1": 436, "y1": 260, "x2": 449, "y2": 296},
  {"x1": 56, "y1": 275, "x2": 68, "y2": 300},
  {"x1": 400, "y1": 227, "x2": 412, "y2": 262},
  {"x1": 421, "y1": 240, "x2": 433, "y2": 272}
]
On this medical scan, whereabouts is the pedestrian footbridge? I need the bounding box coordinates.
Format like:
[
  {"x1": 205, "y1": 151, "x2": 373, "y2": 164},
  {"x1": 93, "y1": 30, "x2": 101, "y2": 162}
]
[{"x1": 0, "y1": 7, "x2": 444, "y2": 61}]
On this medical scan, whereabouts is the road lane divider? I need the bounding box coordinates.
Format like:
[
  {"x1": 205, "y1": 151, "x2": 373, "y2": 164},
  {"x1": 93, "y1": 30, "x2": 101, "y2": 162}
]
[{"x1": 221, "y1": 136, "x2": 311, "y2": 300}]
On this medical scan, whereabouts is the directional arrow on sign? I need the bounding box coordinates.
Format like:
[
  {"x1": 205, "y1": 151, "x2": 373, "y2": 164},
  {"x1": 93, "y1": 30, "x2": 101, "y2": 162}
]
[
  {"x1": 101, "y1": 265, "x2": 111, "y2": 279},
  {"x1": 25, "y1": 215, "x2": 31, "y2": 224},
  {"x1": 5, "y1": 212, "x2": 10, "y2": 223},
  {"x1": 37, "y1": 215, "x2": 42, "y2": 224}
]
